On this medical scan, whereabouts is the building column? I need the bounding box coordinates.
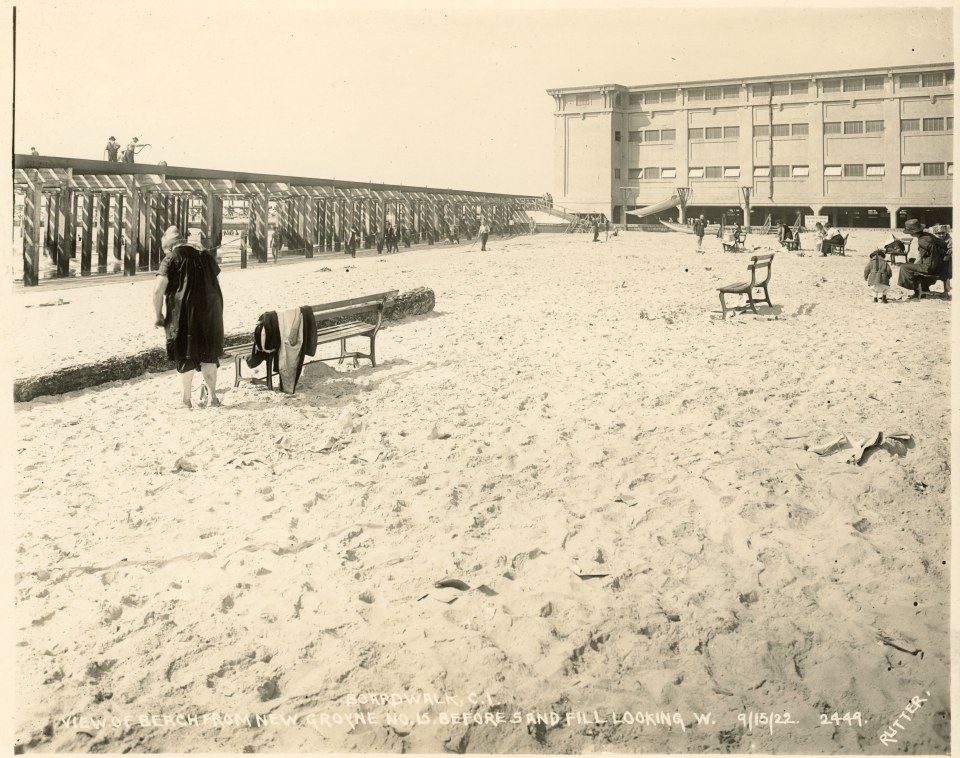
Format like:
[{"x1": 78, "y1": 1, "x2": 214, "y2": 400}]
[
  {"x1": 200, "y1": 189, "x2": 214, "y2": 246},
  {"x1": 887, "y1": 206, "x2": 900, "y2": 230},
  {"x1": 55, "y1": 189, "x2": 73, "y2": 278},
  {"x1": 21, "y1": 172, "x2": 43, "y2": 286},
  {"x1": 80, "y1": 191, "x2": 94, "y2": 276}
]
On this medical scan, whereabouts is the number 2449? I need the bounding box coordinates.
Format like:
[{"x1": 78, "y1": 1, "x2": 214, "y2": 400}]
[{"x1": 820, "y1": 712, "x2": 864, "y2": 727}]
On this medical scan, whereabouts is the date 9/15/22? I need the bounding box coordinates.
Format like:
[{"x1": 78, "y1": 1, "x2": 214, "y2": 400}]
[{"x1": 737, "y1": 712, "x2": 865, "y2": 733}]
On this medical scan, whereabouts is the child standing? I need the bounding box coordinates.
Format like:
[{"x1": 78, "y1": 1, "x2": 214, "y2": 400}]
[{"x1": 864, "y1": 248, "x2": 892, "y2": 303}]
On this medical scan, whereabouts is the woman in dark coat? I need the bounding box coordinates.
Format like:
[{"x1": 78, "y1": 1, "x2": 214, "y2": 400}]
[
  {"x1": 153, "y1": 226, "x2": 224, "y2": 407},
  {"x1": 898, "y1": 218, "x2": 946, "y2": 298}
]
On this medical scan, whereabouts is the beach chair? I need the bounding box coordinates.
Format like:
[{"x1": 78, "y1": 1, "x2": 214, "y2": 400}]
[
  {"x1": 717, "y1": 254, "x2": 775, "y2": 319},
  {"x1": 824, "y1": 234, "x2": 849, "y2": 256},
  {"x1": 886, "y1": 237, "x2": 913, "y2": 266}
]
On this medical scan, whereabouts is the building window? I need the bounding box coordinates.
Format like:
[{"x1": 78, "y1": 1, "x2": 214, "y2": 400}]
[
  {"x1": 644, "y1": 129, "x2": 660, "y2": 142},
  {"x1": 843, "y1": 164, "x2": 864, "y2": 177},
  {"x1": 724, "y1": 167, "x2": 741, "y2": 178},
  {"x1": 772, "y1": 82, "x2": 790, "y2": 96},
  {"x1": 644, "y1": 167, "x2": 660, "y2": 180},
  {"x1": 949, "y1": 163, "x2": 954, "y2": 175},
  {"x1": 842, "y1": 77, "x2": 864, "y2": 92},
  {"x1": 771, "y1": 165, "x2": 790, "y2": 177},
  {"x1": 900, "y1": 164, "x2": 921, "y2": 176},
  {"x1": 865, "y1": 120, "x2": 884, "y2": 133},
  {"x1": 614, "y1": 130, "x2": 622, "y2": 142},
  {"x1": 644, "y1": 91, "x2": 661, "y2": 105},
  {"x1": 822, "y1": 78, "x2": 842, "y2": 93},
  {"x1": 948, "y1": 117, "x2": 954, "y2": 130},
  {"x1": 772, "y1": 124, "x2": 790, "y2": 137},
  {"x1": 923, "y1": 162, "x2": 945, "y2": 176},
  {"x1": 660, "y1": 128, "x2": 676, "y2": 142},
  {"x1": 705, "y1": 126, "x2": 722, "y2": 140},
  {"x1": 614, "y1": 94, "x2": 621, "y2": 106},
  {"x1": 705, "y1": 87, "x2": 722, "y2": 101},
  {"x1": 753, "y1": 166, "x2": 770, "y2": 177},
  {"x1": 922, "y1": 72, "x2": 945, "y2": 87},
  {"x1": 614, "y1": 168, "x2": 621, "y2": 179},
  {"x1": 661, "y1": 90, "x2": 676, "y2": 103},
  {"x1": 900, "y1": 119, "x2": 920, "y2": 132},
  {"x1": 899, "y1": 74, "x2": 920, "y2": 89},
  {"x1": 751, "y1": 84, "x2": 771, "y2": 98},
  {"x1": 843, "y1": 121, "x2": 864, "y2": 135},
  {"x1": 753, "y1": 124, "x2": 770, "y2": 137},
  {"x1": 687, "y1": 88, "x2": 704, "y2": 101},
  {"x1": 576, "y1": 94, "x2": 590, "y2": 106},
  {"x1": 704, "y1": 166, "x2": 723, "y2": 178},
  {"x1": 628, "y1": 130, "x2": 643, "y2": 142},
  {"x1": 792, "y1": 165, "x2": 810, "y2": 177},
  {"x1": 722, "y1": 85, "x2": 740, "y2": 99},
  {"x1": 688, "y1": 167, "x2": 704, "y2": 178},
  {"x1": 947, "y1": 71, "x2": 955, "y2": 85},
  {"x1": 688, "y1": 128, "x2": 704, "y2": 140},
  {"x1": 922, "y1": 117, "x2": 945, "y2": 131},
  {"x1": 864, "y1": 76, "x2": 885, "y2": 91},
  {"x1": 823, "y1": 122, "x2": 841, "y2": 134},
  {"x1": 866, "y1": 164, "x2": 885, "y2": 176},
  {"x1": 723, "y1": 125, "x2": 740, "y2": 138},
  {"x1": 791, "y1": 123, "x2": 809, "y2": 136},
  {"x1": 628, "y1": 168, "x2": 642, "y2": 180},
  {"x1": 791, "y1": 81, "x2": 809, "y2": 95},
  {"x1": 628, "y1": 94, "x2": 642, "y2": 106},
  {"x1": 661, "y1": 167, "x2": 677, "y2": 179},
  {"x1": 824, "y1": 165, "x2": 842, "y2": 176}
]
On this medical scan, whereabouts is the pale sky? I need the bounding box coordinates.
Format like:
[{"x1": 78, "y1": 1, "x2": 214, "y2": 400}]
[{"x1": 10, "y1": 1, "x2": 955, "y2": 196}]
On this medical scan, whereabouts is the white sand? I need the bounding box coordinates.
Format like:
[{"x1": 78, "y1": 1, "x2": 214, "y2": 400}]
[{"x1": 13, "y1": 231, "x2": 951, "y2": 753}]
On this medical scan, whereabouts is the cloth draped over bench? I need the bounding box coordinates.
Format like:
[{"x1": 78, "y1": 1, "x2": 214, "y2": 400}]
[{"x1": 246, "y1": 307, "x2": 318, "y2": 393}]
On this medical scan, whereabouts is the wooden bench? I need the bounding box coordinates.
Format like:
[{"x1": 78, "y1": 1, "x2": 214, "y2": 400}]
[
  {"x1": 718, "y1": 254, "x2": 774, "y2": 319},
  {"x1": 721, "y1": 234, "x2": 747, "y2": 253},
  {"x1": 886, "y1": 237, "x2": 913, "y2": 266},
  {"x1": 823, "y1": 234, "x2": 849, "y2": 256},
  {"x1": 226, "y1": 290, "x2": 398, "y2": 390}
]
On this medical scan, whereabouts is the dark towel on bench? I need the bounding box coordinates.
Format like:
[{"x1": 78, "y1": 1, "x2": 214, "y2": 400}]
[
  {"x1": 246, "y1": 310, "x2": 280, "y2": 369},
  {"x1": 301, "y1": 306, "x2": 317, "y2": 357}
]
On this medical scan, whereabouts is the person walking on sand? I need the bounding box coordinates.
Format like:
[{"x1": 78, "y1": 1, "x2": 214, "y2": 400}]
[
  {"x1": 271, "y1": 228, "x2": 283, "y2": 262},
  {"x1": 863, "y1": 248, "x2": 892, "y2": 303},
  {"x1": 104, "y1": 136, "x2": 121, "y2": 162},
  {"x1": 478, "y1": 221, "x2": 489, "y2": 251},
  {"x1": 592, "y1": 218, "x2": 600, "y2": 242},
  {"x1": 693, "y1": 215, "x2": 706, "y2": 251},
  {"x1": 604, "y1": 218, "x2": 610, "y2": 241},
  {"x1": 153, "y1": 226, "x2": 224, "y2": 408}
]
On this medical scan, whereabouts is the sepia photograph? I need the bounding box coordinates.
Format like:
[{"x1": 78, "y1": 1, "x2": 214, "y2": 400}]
[{"x1": 7, "y1": 0, "x2": 953, "y2": 754}]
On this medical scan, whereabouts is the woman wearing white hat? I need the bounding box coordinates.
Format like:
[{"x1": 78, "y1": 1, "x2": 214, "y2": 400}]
[{"x1": 153, "y1": 226, "x2": 225, "y2": 407}]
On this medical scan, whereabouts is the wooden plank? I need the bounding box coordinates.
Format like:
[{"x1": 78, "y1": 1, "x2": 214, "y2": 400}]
[
  {"x1": 80, "y1": 192, "x2": 93, "y2": 276},
  {"x1": 21, "y1": 171, "x2": 42, "y2": 286},
  {"x1": 56, "y1": 189, "x2": 73, "y2": 277},
  {"x1": 309, "y1": 290, "x2": 398, "y2": 311}
]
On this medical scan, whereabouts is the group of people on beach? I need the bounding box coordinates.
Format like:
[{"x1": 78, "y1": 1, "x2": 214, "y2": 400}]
[
  {"x1": 864, "y1": 219, "x2": 951, "y2": 302},
  {"x1": 103, "y1": 136, "x2": 149, "y2": 163}
]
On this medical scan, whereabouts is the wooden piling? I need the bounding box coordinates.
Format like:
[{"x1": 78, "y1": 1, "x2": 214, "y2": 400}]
[
  {"x1": 80, "y1": 191, "x2": 93, "y2": 276},
  {"x1": 55, "y1": 189, "x2": 73, "y2": 277},
  {"x1": 21, "y1": 172, "x2": 42, "y2": 286},
  {"x1": 96, "y1": 194, "x2": 109, "y2": 272}
]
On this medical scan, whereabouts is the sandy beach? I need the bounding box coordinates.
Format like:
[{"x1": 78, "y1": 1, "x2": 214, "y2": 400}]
[{"x1": 12, "y1": 230, "x2": 951, "y2": 753}]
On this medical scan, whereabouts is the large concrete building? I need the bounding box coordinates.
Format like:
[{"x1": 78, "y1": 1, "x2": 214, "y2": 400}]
[{"x1": 548, "y1": 62, "x2": 953, "y2": 228}]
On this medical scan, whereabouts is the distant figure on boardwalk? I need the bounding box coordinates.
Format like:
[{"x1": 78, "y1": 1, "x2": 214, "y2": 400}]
[
  {"x1": 898, "y1": 219, "x2": 947, "y2": 299},
  {"x1": 478, "y1": 221, "x2": 489, "y2": 251},
  {"x1": 104, "y1": 136, "x2": 121, "y2": 162},
  {"x1": 693, "y1": 215, "x2": 706, "y2": 251},
  {"x1": 271, "y1": 229, "x2": 283, "y2": 262},
  {"x1": 153, "y1": 226, "x2": 224, "y2": 409},
  {"x1": 122, "y1": 137, "x2": 148, "y2": 163},
  {"x1": 30, "y1": 147, "x2": 39, "y2": 156},
  {"x1": 863, "y1": 248, "x2": 892, "y2": 303}
]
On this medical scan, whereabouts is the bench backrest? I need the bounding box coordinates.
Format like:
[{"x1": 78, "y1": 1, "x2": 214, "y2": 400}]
[
  {"x1": 748, "y1": 254, "x2": 774, "y2": 286},
  {"x1": 309, "y1": 290, "x2": 399, "y2": 321}
]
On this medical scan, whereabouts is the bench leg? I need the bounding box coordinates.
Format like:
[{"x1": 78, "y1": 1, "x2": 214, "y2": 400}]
[
  {"x1": 266, "y1": 355, "x2": 274, "y2": 391},
  {"x1": 747, "y1": 295, "x2": 758, "y2": 315},
  {"x1": 719, "y1": 292, "x2": 728, "y2": 320},
  {"x1": 369, "y1": 334, "x2": 376, "y2": 368},
  {"x1": 338, "y1": 338, "x2": 347, "y2": 365},
  {"x1": 234, "y1": 354, "x2": 243, "y2": 387}
]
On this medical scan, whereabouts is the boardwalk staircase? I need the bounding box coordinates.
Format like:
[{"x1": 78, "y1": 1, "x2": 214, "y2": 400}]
[{"x1": 515, "y1": 198, "x2": 583, "y2": 233}]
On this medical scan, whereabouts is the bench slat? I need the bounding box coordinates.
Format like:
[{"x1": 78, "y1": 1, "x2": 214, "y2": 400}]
[{"x1": 308, "y1": 290, "x2": 398, "y2": 313}]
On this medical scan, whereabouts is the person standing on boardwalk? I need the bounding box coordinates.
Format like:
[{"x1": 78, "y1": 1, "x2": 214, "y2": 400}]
[
  {"x1": 153, "y1": 226, "x2": 224, "y2": 408},
  {"x1": 478, "y1": 221, "x2": 489, "y2": 251},
  {"x1": 104, "y1": 136, "x2": 121, "y2": 162},
  {"x1": 30, "y1": 147, "x2": 39, "y2": 156},
  {"x1": 693, "y1": 215, "x2": 706, "y2": 251},
  {"x1": 122, "y1": 137, "x2": 148, "y2": 163}
]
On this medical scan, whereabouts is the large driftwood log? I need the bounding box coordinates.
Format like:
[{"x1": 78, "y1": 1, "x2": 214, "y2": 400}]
[{"x1": 14, "y1": 287, "x2": 436, "y2": 402}]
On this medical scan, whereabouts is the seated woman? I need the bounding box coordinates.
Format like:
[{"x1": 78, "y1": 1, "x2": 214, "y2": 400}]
[
  {"x1": 898, "y1": 218, "x2": 947, "y2": 298},
  {"x1": 931, "y1": 225, "x2": 952, "y2": 295},
  {"x1": 732, "y1": 223, "x2": 744, "y2": 246},
  {"x1": 819, "y1": 223, "x2": 844, "y2": 255},
  {"x1": 777, "y1": 222, "x2": 796, "y2": 249}
]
